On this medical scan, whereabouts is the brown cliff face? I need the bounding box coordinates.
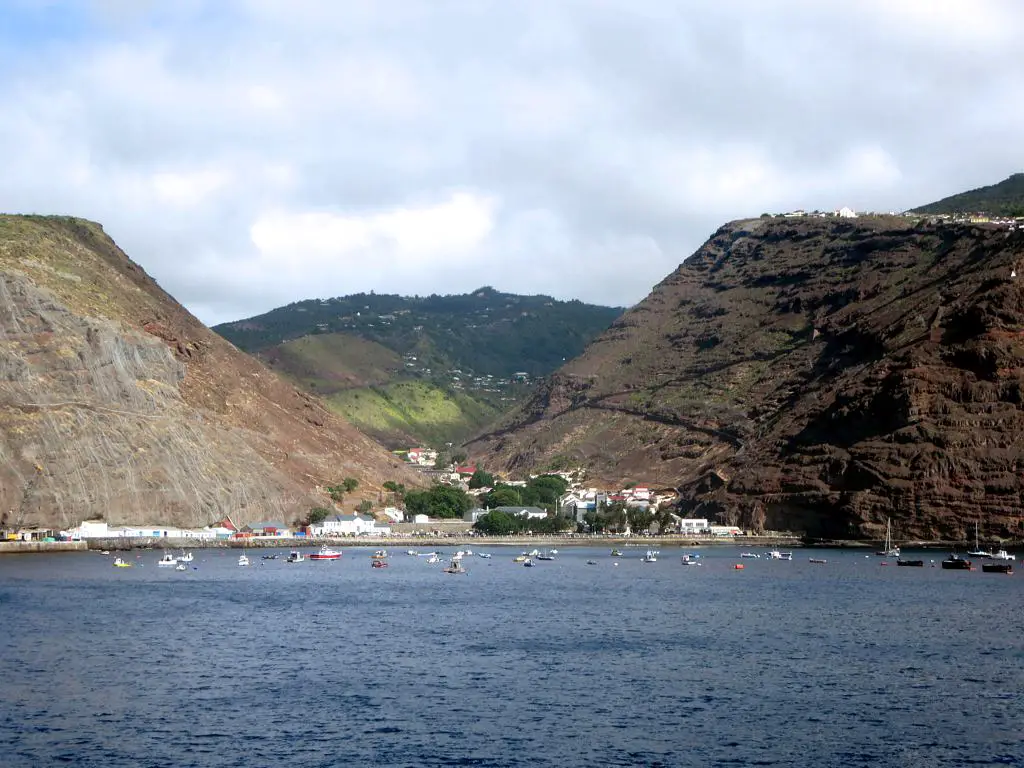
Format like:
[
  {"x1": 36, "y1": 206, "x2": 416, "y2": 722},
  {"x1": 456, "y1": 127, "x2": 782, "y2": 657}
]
[
  {"x1": 468, "y1": 216, "x2": 1024, "y2": 541},
  {"x1": 0, "y1": 216, "x2": 419, "y2": 530}
]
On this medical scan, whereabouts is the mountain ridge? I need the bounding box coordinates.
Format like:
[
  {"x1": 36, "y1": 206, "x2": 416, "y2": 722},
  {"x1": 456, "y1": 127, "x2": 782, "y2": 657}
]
[
  {"x1": 468, "y1": 213, "x2": 1024, "y2": 541},
  {"x1": 911, "y1": 173, "x2": 1024, "y2": 216},
  {"x1": 0, "y1": 215, "x2": 419, "y2": 531}
]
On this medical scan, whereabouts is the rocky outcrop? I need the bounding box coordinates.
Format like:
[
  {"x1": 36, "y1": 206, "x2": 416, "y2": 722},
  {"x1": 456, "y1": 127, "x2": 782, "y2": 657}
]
[
  {"x1": 0, "y1": 215, "x2": 419, "y2": 530},
  {"x1": 468, "y1": 216, "x2": 1024, "y2": 540}
]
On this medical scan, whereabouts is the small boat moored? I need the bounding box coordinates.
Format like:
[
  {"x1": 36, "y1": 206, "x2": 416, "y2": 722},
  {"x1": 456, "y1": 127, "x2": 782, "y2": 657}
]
[
  {"x1": 371, "y1": 559, "x2": 388, "y2": 569},
  {"x1": 112, "y1": 557, "x2": 132, "y2": 568},
  {"x1": 808, "y1": 558, "x2": 827, "y2": 564},
  {"x1": 309, "y1": 545, "x2": 342, "y2": 561},
  {"x1": 442, "y1": 556, "x2": 467, "y2": 574},
  {"x1": 238, "y1": 553, "x2": 250, "y2": 567},
  {"x1": 981, "y1": 562, "x2": 1012, "y2": 574},
  {"x1": 896, "y1": 559, "x2": 924, "y2": 567},
  {"x1": 286, "y1": 551, "x2": 305, "y2": 563},
  {"x1": 641, "y1": 550, "x2": 658, "y2": 563},
  {"x1": 157, "y1": 552, "x2": 178, "y2": 567},
  {"x1": 941, "y1": 554, "x2": 972, "y2": 570}
]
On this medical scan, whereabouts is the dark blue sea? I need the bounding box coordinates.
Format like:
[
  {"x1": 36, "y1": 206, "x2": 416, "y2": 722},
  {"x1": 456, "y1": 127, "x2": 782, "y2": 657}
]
[{"x1": 1, "y1": 545, "x2": 1022, "y2": 767}]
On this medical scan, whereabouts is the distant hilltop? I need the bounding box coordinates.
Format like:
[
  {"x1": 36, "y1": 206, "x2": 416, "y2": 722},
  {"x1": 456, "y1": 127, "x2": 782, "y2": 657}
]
[{"x1": 910, "y1": 172, "x2": 1024, "y2": 217}]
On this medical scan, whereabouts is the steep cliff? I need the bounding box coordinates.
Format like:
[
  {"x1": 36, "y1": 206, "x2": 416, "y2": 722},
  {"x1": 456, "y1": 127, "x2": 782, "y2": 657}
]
[
  {"x1": 467, "y1": 216, "x2": 1024, "y2": 540},
  {"x1": 0, "y1": 216, "x2": 418, "y2": 530}
]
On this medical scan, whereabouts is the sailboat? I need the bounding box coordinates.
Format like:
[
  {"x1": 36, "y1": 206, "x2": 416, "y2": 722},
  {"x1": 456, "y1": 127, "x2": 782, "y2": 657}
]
[
  {"x1": 875, "y1": 518, "x2": 900, "y2": 557},
  {"x1": 967, "y1": 522, "x2": 993, "y2": 558}
]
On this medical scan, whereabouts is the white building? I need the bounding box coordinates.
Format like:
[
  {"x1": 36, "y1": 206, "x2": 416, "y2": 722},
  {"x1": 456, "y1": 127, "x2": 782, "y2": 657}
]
[
  {"x1": 313, "y1": 514, "x2": 391, "y2": 537},
  {"x1": 678, "y1": 518, "x2": 709, "y2": 533},
  {"x1": 837, "y1": 206, "x2": 858, "y2": 218},
  {"x1": 380, "y1": 507, "x2": 405, "y2": 524}
]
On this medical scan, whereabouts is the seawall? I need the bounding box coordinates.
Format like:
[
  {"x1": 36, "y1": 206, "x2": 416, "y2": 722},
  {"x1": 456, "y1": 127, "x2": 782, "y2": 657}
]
[{"x1": 0, "y1": 540, "x2": 88, "y2": 555}]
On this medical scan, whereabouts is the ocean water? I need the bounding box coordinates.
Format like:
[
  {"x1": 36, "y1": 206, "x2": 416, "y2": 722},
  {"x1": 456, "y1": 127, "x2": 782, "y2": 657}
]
[{"x1": 0, "y1": 546, "x2": 1021, "y2": 767}]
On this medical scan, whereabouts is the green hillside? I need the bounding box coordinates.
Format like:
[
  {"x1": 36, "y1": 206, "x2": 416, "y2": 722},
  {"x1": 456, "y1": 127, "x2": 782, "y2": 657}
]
[
  {"x1": 911, "y1": 173, "x2": 1024, "y2": 216},
  {"x1": 325, "y1": 381, "x2": 502, "y2": 448},
  {"x1": 214, "y1": 287, "x2": 622, "y2": 448}
]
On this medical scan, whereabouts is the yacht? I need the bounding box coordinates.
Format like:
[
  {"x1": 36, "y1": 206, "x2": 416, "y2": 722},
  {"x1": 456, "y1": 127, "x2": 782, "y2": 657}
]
[
  {"x1": 990, "y1": 549, "x2": 1015, "y2": 561},
  {"x1": 967, "y1": 523, "x2": 993, "y2": 558},
  {"x1": 875, "y1": 518, "x2": 900, "y2": 557},
  {"x1": 237, "y1": 553, "x2": 250, "y2": 567}
]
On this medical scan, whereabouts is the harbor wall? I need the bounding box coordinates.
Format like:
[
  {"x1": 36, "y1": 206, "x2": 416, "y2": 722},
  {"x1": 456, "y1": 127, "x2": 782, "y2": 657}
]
[{"x1": 0, "y1": 540, "x2": 88, "y2": 555}]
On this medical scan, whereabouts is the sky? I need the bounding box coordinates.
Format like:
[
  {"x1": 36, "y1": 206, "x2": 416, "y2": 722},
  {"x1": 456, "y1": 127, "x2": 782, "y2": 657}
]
[{"x1": 1, "y1": 0, "x2": 1023, "y2": 325}]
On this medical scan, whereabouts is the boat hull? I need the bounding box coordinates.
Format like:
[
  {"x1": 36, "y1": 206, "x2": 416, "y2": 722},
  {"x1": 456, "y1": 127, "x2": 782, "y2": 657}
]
[
  {"x1": 981, "y1": 563, "x2": 1012, "y2": 574},
  {"x1": 896, "y1": 560, "x2": 924, "y2": 567}
]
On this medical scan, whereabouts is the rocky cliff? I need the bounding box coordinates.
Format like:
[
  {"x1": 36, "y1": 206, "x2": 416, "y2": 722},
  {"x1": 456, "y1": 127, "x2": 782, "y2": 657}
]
[
  {"x1": 468, "y1": 216, "x2": 1024, "y2": 541},
  {"x1": 0, "y1": 216, "x2": 418, "y2": 530}
]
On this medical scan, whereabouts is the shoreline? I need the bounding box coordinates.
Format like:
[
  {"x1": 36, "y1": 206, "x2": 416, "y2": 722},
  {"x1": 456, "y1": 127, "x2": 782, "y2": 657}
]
[{"x1": 3, "y1": 534, "x2": 1014, "y2": 555}]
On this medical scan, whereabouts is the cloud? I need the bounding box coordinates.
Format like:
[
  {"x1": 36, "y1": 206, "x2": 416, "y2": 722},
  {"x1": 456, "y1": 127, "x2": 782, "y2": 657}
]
[{"x1": 0, "y1": 0, "x2": 1022, "y2": 324}]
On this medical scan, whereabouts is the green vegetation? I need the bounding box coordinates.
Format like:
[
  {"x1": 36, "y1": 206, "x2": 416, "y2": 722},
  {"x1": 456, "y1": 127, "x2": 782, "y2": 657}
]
[
  {"x1": 306, "y1": 507, "x2": 332, "y2": 525},
  {"x1": 468, "y1": 469, "x2": 495, "y2": 489},
  {"x1": 473, "y1": 509, "x2": 573, "y2": 535},
  {"x1": 214, "y1": 286, "x2": 622, "y2": 378},
  {"x1": 403, "y1": 484, "x2": 473, "y2": 519},
  {"x1": 477, "y1": 474, "x2": 569, "y2": 512},
  {"x1": 324, "y1": 380, "x2": 501, "y2": 448},
  {"x1": 911, "y1": 173, "x2": 1024, "y2": 216}
]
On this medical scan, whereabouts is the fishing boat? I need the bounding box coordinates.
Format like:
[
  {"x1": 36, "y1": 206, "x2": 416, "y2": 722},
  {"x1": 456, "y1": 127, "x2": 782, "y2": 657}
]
[
  {"x1": 523, "y1": 558, "x2": 535, "y2": 567},
  {"x1": 477, "y1": 552, "x2": 491, "y2": 559},
  {"x1": 967, "y1": 522, "x2": 993, "y2": 558},
  {"x1": 808, "y1": 558, "x2": 827, "y2": 564},
  {"x1": 875, "y1": 518, "x2": 900, "y2": 557},
  {"x1": 740, "y1": 552, "x2": 760, "y2": 559},
  {"x1": 990, "y1": 549, "x2": 1015, "y2": 561},
  {"x1": 981, "y1": 562, "x2": 1012, "y2": 574},
  {"x1": 426, "y1": 553, "x2": 441, "y2": 564},
  {"x1": 309, "y1": 545, "x2": 341, "y2": 561},
  {"x1": 536, "y1": 551, "x2": 555, "y2": 561},
  {"x1": 237, "y1": 553, "x2": 250, "y2": 567},
  {"x1": 112, "y1": 557, "x2": 132, "y2": 568},
  {"x1": 940, "y1": 554, "x2": 972, "y2": 570},
  {"x1": 371, "y1": 549, "x2": 388, "y2": 560},
  {"x1": 156, "y1": 551, "x2": 178, "y2": 567},
  {"x1": 371, "y1": 559, "x2": 388, "y2": 569},
  {"x1": 177, "y1": 551, "x2": 194, "y2": 563},
  {"x1": 680, "y1": 554, "x2": 702, "y2": 566},
  {"x1": 641, "y1": 550, "x2": 658, "y2": 563},
  {"x1": 896, "y1": 559, "x2": 924, "y2": 567},
  {"x1": 768, "y1": 551, "x2": 792, "y2": 561},
  {"x1": 286, "y1": 550, "x2": 305, "y2": 563},
  {"x1": 442, "y1": 556, "x2": 466, "y2": 574}
]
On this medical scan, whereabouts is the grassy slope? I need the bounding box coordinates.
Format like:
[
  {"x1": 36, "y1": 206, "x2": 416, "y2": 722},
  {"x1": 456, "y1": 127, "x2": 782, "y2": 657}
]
[
  {"x1": 325, "y1": 381, "x2": 501, "y2": 449},
  {"x1": 262, "y1": 332, "x2": 402, "y2": 391}
]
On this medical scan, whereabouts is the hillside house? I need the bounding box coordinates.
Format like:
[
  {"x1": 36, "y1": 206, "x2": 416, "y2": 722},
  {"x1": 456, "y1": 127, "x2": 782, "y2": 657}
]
[
  {"x1": 243, "y1": 520, "x2": 291, "y2": 537},
  {"x1": 312, "y1": 514, "x2": 390, "y2": 537}
]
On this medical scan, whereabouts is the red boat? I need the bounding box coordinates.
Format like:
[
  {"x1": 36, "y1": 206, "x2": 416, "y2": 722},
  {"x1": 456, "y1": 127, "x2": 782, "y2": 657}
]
[
  {"x1": 309, "y1": 545, "x2": 341, "y2": 561},
  {"x1": 371, "y1": 560, "x2": 388, "y2": 568}
]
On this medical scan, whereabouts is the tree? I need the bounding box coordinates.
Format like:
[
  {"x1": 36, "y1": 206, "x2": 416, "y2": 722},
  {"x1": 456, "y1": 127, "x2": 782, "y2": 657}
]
[
  {"x1": 326, "y1": 485, "x2": 345, "y2": 503},
  {"x1": 468, "y1": 469, "x2": 495, "y2": 489},
  {"x1": 356, "y1": 500, "x2": 373, "y2": 513},
  {"x1": 306, "y1": 507, "x2": 331, "y2": 525},
  {"x1": 404, "y1": 485, "x2": 473, "y2": 519},
  {"x1": 342, "y1": 477, "x2": 360, "y2": 493},
  {"x1": 451, "y1": 452, "x2": 468, "y2": 466},
  {"x1": 480, "y1": 485, "x2": 521, "y2": 508},
  {"x1": 382, "y1": 481, "x2": 406, "y2": 496},
  {"x1": 627, "y1": 507, "x2": 655, "y2": 534},
  {"x1": 473, "y1": 510, "x2": 516, "y2": 535}
]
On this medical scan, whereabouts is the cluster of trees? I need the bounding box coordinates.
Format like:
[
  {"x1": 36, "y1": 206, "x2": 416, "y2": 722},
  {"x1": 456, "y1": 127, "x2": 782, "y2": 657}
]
[
  {"x1": 326, "y1": 477, "x2": 359, "y2": 503},
  {"x1": 475, "y1": 474, "x2": 569, "y2": 512},
  {"x1": 473, "y1": 509, "x2": 573, "y2": 536},
  {"x1": 403, "y1": 485, "x2": 473, "y2": 519},
  {"x1": 580, "y1": 502, "x2": 675, "y2": 535}
]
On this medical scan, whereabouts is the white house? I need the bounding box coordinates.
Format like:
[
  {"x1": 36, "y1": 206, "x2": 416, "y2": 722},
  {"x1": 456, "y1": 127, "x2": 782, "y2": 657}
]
[
  {"x1": 413, "y1": 514, "x2": 430, "y2": 524},
  {"x1": 313, "y1": 514, "x2": 389, "y2": 537},
  {"x1": 837, "y1": 206, "x2": 858, "y2": 218},
  {"x1": 380, "y1": 507, "x2": 405, "y2": 524},
  {"x1": 679, "y1": 518, "x2": 709, "y2": 533}
]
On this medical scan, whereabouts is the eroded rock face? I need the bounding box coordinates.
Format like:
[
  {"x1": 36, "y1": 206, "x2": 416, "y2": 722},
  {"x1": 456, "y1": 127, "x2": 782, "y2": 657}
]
[
  {"x1": 0, "y1": 216, "x2": 417, "y2": 530},
  {"x1": 469, "y1": 216, "x2": 1024, "y2": 540}
]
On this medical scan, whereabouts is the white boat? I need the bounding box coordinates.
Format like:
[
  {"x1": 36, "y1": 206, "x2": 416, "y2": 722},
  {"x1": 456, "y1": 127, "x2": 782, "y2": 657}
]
[
  {"x1": 286, "y1": 550, "x2": 305, "y2": 563},
  {"x1": 426, "y1": 553, "x2": 441, "y2": 564},
  {"x1": 740, "y1": 552, "x2": 760, "y2": 559},
  {"x1": 528, "y1": 549, "x2": 540, "y2": 557},
  {"x1": 477, "y1": 552, "x2": 491, "y2": 559},
  {"x1": 549, "y1": 549, "x2": 558, "y2": 555},
  {"x1": 536, "y1": 551, "x2": 555, "y2": 561},
  {"x1": 876, "y1": 518, "x2": 900, "y2": 557},
  {"x1": 767, "y1": 550, "x2": 793, "y2": 561},
  {"x1": 406, "y1": 549, "x2": 418, "y2": 556},
  {"x1": 967, "y1": 522, "x2": 993, "y2": 558},
  {"x1": 641, "y1": 550, "x2": 658, "y2": 563},
  {"x1": 112, "y1": 557, "x2": 132, "y2": 568},
  {"x1": 177, "y1": 551, "x2": 193, "y2": 563},
  {"x1": 371, "y1": 549, "x2": 388, "y2": 560},
  {"x1": 463, "y1": 548, "x2": 473, "y2": 556},
  {"x1": 157, "y1": 552, "x2": 178, "y2": 567},
  {"x1": 680, "y1": 554, "x2": 702, "y2": 566},
  {"x1": 175, "y1": 563, "x2": 187, "y2": 571},
  {"x1": 990, "y1": 549, "x2": 1015, "y2": 561},
  {"x1": 238, "y1": 553, "x2": 250, "y2": 567},
  {"x1": 522, "y1": 558, "x2": 535, "y2": 567}
]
